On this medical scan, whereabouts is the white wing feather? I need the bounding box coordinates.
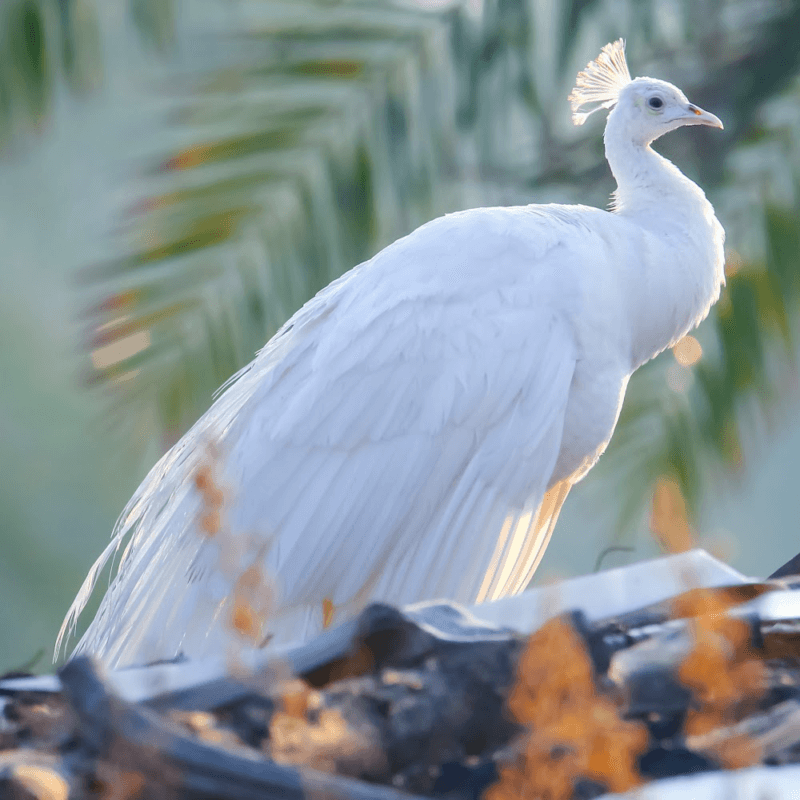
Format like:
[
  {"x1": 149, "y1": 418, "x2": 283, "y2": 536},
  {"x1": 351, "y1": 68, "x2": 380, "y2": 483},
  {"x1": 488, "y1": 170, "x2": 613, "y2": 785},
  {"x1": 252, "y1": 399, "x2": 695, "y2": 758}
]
[{"x1": 62, "y1": 206, "x2": 590, "y2": 667}]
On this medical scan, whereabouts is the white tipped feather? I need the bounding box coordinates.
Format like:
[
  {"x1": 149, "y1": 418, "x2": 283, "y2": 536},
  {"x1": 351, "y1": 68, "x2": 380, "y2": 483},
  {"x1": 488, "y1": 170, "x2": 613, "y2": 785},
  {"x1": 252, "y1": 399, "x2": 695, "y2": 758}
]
[{"x1": 569, "y1": 39, "x2": 632, "y2": 125}]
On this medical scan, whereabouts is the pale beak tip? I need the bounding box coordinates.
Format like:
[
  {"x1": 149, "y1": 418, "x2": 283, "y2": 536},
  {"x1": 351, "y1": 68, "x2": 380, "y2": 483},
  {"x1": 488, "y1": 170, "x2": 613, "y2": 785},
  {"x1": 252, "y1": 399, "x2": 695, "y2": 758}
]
[{"x1": 687, "y1": 104, "x2": 724, "y2": 130}]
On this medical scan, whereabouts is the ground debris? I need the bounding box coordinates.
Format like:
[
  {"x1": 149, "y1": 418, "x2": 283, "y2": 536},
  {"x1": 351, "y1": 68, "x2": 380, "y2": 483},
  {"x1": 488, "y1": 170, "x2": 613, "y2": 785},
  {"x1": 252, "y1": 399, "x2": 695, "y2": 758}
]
[{"x1": 3, "y1": 577, "x2": 800, "y2": 799}]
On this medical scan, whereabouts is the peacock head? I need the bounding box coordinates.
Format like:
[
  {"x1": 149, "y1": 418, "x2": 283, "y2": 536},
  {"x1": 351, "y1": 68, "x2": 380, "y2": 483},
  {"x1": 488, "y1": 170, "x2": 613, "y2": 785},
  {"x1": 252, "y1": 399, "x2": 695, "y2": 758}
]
[{"x1": 569, "y1": 40, "x2": 722, "y2": 145}]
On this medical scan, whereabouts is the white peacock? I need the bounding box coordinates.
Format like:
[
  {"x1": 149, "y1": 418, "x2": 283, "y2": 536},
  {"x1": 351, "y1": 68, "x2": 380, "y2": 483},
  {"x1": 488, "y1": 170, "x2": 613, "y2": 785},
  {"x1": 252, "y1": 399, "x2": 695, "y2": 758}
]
[{"x1": 59, "y1": 40, "x2": 725, "y2": 668}]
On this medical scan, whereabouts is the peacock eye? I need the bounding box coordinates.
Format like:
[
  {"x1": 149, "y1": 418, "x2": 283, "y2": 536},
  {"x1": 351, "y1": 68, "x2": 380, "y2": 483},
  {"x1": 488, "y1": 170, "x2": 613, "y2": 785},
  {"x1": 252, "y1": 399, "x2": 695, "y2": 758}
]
[{"x1": 648, "y1": 96, "x2": 664, "y2": 110}]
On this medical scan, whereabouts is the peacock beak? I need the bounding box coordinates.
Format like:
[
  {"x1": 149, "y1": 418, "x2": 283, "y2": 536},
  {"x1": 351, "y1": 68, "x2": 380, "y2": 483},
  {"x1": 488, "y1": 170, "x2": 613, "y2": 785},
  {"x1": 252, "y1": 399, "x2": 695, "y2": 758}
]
[{"x1": 684, "y1": 103, "x2": 724, "y2": 129}]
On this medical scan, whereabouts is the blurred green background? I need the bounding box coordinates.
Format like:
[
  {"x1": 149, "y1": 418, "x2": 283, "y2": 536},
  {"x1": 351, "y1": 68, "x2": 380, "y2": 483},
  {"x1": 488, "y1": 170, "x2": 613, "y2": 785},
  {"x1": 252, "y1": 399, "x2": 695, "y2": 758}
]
[{"x1": 2, "y1": 0, "x2": 800, "y2": 673}]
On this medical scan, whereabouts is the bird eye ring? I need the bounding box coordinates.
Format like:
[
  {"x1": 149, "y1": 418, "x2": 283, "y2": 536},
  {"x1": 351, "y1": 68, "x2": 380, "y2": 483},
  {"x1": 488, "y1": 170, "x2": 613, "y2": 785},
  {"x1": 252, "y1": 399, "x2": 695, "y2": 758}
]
[{"x1": 647, "y1": 96, "x2": 664, "y2": 110}]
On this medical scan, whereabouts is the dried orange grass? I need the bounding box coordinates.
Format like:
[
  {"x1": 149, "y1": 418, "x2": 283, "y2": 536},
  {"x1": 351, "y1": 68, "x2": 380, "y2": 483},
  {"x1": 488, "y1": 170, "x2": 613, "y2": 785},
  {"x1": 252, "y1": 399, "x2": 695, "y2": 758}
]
[
  {"x1": 489, "y1": 475, "x2": 768, "y2": 800},
  {"x1": 486, "y1": 617, "x2": 647, "y2": 800},
  {"x1": 653, "y1": 477, "x2": 766, "y2": 766},
  {"x1": 194, "y1": 446, "x2": 275, "y2": 649},
  {"x1": 674, "y1": 587, "x2": 766, "y2": 765}
]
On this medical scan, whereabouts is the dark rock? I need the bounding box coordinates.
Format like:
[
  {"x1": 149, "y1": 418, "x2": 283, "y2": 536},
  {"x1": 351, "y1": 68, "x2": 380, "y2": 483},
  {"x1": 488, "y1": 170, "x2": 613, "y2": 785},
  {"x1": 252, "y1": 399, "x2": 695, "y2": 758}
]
[
  {"x1": 4, "y1": 589, "x2": 800, "y2": 799},
  {"x1": 432, "y1": 759, "x2": 499, "y2": 800},
  {"x1": 638, "y1": 745, "x2": 718, "y2": 779},
  {"x1": 571, "y1": 777, "x2": 608, "y2": 799},
  {"x1": 770, "y1": 551, "x2": 800, "y2": 579},
  {"x1": 218, "y1": 694, "x2": 276, "y2": 749},
  {"x1": 569, "y1": 610, "x2": 613, "y2": 676}
]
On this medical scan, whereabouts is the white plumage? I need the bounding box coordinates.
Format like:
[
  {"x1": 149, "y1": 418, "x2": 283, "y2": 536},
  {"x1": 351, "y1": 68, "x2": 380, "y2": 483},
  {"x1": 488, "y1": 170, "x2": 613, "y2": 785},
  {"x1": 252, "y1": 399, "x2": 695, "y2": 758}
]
[{"x1": 59, "y1": 41, "x2": 726, "y2": 667}]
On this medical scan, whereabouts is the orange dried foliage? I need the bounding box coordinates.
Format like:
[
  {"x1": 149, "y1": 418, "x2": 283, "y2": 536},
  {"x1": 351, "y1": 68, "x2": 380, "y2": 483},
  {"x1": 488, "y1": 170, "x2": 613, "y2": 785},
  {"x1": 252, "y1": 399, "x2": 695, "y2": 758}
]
[
  {"x1": 651, "y1": 477, "x2": 766, "y2": 766},
  {"x1": 195, "y1": 463, "x2": 225, "y2": 535},
  {"x1": 269, "y1": 705, "x2": 388, "y2": 777},
  {"x1": 322, "y1": 598, "x2": 335, "y2": 629},
  {"x1": 675, "y1": 588, "x2": 766, "y2": 758},
  {"x1": 193, "y1": 449, "x2": 275, "y2": 648},
  {"x1": 200, "y1": 509, "x2": 221, "y2": 536},
  {"x1": 230, "y1": 564, "x2": 275, "y2": 646},
  {"x1": 650, "y1": 477, "x2": 694, "y2": 554},
  {"x1": 231, "y1": 601, "x2": 260, "y2": 639},
  {"x1": 486, "y1": 617, "x2": 647, "y2": 800},
  {"x1": 269, "y1": 676, "x2": 388, "y2": 779},
  {"x1": 491, "y1": 474, "x2": 767, "y2": 799},
  {"x1": 172, "y1": 710, "x2": 254, "y2": 753},
  {"x1": 712, "y1": 732, "x2": 763, "y2": 770},
  {"x1": 94, "y1": 764, "x2": 145, "y2": 800},
  {"x1": 280, "y1": 679, "x2": 313, "y2": 719},
  {"x1": 316, "y1": 642, "x2": 376, "y2": 685}
]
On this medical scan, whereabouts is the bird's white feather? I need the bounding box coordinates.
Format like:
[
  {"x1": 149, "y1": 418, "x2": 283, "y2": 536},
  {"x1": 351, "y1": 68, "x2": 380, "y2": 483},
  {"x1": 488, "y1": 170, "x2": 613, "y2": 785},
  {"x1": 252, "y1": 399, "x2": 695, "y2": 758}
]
[
  {"x1": 60, "y1": 208, "x2": 598, "y2": 666},
  {"x1": 569, "y1": 39, "x2": 632, "y2": 125},
  {"x1": 59, "y1": 42, "x2": 727, "y2": 668}
]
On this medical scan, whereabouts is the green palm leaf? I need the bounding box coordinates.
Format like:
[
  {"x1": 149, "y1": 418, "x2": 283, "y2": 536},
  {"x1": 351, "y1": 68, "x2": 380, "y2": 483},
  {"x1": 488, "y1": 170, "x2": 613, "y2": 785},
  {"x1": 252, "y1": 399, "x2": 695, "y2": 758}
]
[
  {"x1": 0, "y1": 0, "x2": 104, "y2": 142},
  {"x1": 83, "y1": 0, "x2": 473, "y2": 437}
]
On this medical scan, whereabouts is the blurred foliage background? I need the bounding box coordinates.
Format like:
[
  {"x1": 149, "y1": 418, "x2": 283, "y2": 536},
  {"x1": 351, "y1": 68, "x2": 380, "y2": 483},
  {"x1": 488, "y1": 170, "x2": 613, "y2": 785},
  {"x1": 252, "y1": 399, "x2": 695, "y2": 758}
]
[{"x1": 2, "y1": 0, "x2": 800, "y2": 672}]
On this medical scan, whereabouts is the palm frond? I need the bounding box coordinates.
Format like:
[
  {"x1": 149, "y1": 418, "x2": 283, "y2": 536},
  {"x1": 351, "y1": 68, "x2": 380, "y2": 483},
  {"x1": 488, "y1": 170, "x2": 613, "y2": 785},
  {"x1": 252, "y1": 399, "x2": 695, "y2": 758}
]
[
  {"x1": 83, "y1": 0, "x2": 477, "y2": 437},
  {"x1": 0, "y1": 0, "x2": 105, "y2": 144}
]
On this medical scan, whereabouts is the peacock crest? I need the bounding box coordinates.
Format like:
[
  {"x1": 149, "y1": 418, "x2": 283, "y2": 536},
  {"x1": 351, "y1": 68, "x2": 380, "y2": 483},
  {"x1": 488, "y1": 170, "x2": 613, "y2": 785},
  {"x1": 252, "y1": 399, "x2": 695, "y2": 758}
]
[{"x1": 569, "y1": 39, "x2": 632, "y2": 126}]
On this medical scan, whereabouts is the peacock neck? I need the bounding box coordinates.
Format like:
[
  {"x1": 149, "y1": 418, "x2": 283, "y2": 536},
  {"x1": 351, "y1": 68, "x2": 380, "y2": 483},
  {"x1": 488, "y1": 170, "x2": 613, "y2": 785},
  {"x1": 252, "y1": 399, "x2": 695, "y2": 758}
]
[
  {"x1": 604, "y1": 114, "x2": 700, "y2": 215},
  {"x1": 601, "y1": 114, "x2": 726, "y2": 370}
]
